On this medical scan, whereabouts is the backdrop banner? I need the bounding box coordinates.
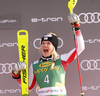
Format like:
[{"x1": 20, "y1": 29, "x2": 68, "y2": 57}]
[{"x1": 0, "y1": 0, "x2": 100, "y2": 96}]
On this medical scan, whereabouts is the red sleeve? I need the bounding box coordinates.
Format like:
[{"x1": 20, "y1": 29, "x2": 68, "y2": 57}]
[
  {"x1": 61, "y1": 50, "x2": 76, "y2": 72},
  {"x1": 16, "y1": 72, "x2": 36, "y2": 91},
  {"x1": 29, "y1": 73, "x2": 36, "y2": 90}
]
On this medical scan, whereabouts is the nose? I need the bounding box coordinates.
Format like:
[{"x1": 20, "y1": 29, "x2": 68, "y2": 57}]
[{"x1": 44, "y1": 43, "x2": 48, "y2": 47}]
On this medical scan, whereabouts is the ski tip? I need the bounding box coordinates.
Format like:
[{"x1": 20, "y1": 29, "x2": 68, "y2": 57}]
[{"x1": 17, "y1": 30, "x2": 28, "y2": 36}]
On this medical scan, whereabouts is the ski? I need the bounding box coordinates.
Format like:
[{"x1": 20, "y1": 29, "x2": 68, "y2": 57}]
[{"x1": 17, "y1": 30, "x2": 29, "y2": 96}]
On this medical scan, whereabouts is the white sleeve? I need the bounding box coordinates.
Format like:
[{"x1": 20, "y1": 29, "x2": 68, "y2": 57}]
[
  {"x1": 76, "y1": 32, "x2": 85, "y2": 56},
  {"x1": 61, "y1": 30, "x2": 85, "y2": 61},
  {"x1": 28, "y1": 63, "x2": 36, "y2": 92},
  {"x1": 29, "y1": 63, "x2": 34, "y2": 87}
]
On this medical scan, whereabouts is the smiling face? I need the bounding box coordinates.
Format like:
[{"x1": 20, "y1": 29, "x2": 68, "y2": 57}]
[{"x1": 41, "y1": 41, "x2": 54, "y2": 57}]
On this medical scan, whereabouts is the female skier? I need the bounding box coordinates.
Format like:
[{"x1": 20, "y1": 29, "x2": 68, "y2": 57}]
[{"x1": 12, "y1": 13, "x2": 85, "y2": 96}]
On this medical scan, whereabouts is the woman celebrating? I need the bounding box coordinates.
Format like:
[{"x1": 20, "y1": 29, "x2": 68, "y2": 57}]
[{"x1": 12, "y1": 13, "x2": 85, "y2": 96}]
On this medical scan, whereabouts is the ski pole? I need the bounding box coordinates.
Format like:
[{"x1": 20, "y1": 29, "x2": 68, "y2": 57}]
[{"x1": 68, "y1": 0, "x2": 84, "y2": 96}]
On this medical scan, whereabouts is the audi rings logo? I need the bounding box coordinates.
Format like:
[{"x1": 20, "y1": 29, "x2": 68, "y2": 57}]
[
  {"x1": 33, "y1": 37, "x2": 63, "y2": 49},
  {"x1": 79, "y1": 12, "x2": 100, "y2": 24},
  {"x1": 80, "y1": 59, "x2": 100, "y2": 71},
  {"x1": 0, "y1": 63, "x2": 16, "y2": 74}
]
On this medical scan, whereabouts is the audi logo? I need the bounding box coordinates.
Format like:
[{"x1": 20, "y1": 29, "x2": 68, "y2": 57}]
[
  {"x1": 80, "y1": 59, "x2": 100, "y2": 71},
  {"x1": 0, "y1": 63, "x2": 16, "y2": 74},
  {"x1": 33, "y1": 37, "x2": 63, "y2": 49},
  {"x1": 79, "y1": 12, "x2": 100, "y2": 24}
]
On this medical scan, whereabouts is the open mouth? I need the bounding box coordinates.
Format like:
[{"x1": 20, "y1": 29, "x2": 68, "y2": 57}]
[{"x1": 44, "y1": 49, "x2": 49, "y2": 53}]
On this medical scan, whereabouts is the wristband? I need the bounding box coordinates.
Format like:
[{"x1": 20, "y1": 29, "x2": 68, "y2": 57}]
[{"x1": 12, "y1": 70, "x2": 21, "y2": 79}]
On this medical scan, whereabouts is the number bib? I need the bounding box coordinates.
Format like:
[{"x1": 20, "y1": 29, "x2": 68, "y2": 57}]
[{"x1": 33, "y1": 58, "x2": 65, "y2": 88}]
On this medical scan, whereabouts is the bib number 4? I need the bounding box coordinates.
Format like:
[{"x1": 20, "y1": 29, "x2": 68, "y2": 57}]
[{"x1": 44, "y1": 75, "x2": 49, "y2": 84}]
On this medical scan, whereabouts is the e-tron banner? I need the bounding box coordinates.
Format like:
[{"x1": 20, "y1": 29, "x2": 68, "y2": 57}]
[{"x1": 0, "y1": 14, "x2": 21, "y2": 29}]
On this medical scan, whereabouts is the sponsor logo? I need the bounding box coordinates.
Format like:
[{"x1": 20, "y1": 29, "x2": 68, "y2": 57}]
[
  {"x1": 21, "y1": 45, "x2": 26, "y2": 62},
  {"x1": 34, "y1": 67, "x2": 48, "y2": 74},
  {"x1": 38, "y1": 89, "x2": 62, "y2": 93},
  {"x1": 0, "y1": 20, "x2": 17, "y2": 23},
  {"x1": 0, "y1": 63, "x2": 16, "y2": 74},
  {"x1": 34, "y1": 66, "x2": 60, "y2": 74},
  {"x1": 39, "y1": 62, "x2": 53, "y2": 67},
  {"x1": 31, "y1": 17, "x2": 63, "y2": 23},
  {"x1": 79, "y1": 12, "x2": 100, "y2": 24},
  {"x1": 83, "y1": 86, "x2": 100, "y2": 91},
  {"x1": 0, "y1": 42, "x2": 18, "y2": 48},
  {"x1": 21, "y1": 45, "x2": 27, "y2": 84},
  {"x1": 0, "y1": 89, "x2": 21, "y2": 94},
  {"x1": 34, "y1": 65, "x2": 60, "y2": 74},
  {"x1": 23, "y1": 70, "x2": 27, "y2": 84},
  {"x1": 85, "y1": 39, "x2": 100, "y2": 43},
  {"x1": 80, "y1": 59, "x2": 100, "y2": 71},
  {"x1": 0, "y1": 14, "x2": 21, "y2": 29}
]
